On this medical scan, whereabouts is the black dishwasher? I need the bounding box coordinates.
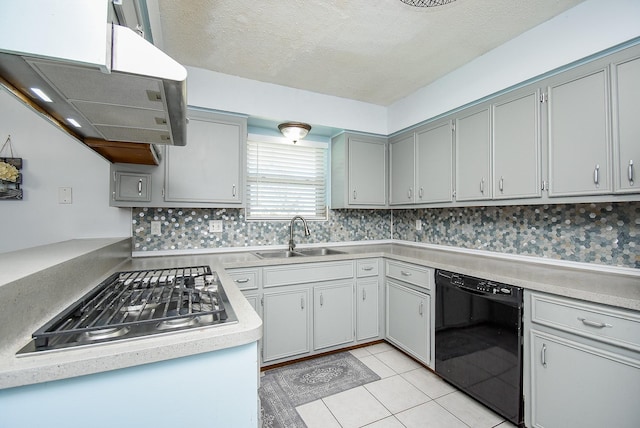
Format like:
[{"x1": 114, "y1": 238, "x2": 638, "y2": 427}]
[{"x1": 435, "y1": 270, "x2": 524, "y2": 426}]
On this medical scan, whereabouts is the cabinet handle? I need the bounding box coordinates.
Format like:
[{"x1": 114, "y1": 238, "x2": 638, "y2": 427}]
[
  {"x1": 353, "y1": 189, "x2": 357, "y2": 200},
  {"x1": 629, "y1": 160, "x2": 635, "y2": 184},
  {"x1": 261, "y1": 297, "x2": 263, "y2": 306},
  {"x1": 419, "y1": 301, "x2": 423, "y2": 316},
  {"x1": 578, "y1": 317, "x2": 612, "y2": 329},
  {"x1": 407, "y1": 188, "x2": 412, "y2": 199},
  {"x1": 499, "y1": 176, "x2": 504, "y2": 193},
  {"x1": 235, "y1": 278, "x2": 249, "y2": 283},
  {"x1": 593, "y1": 164, "x2": 600, "y2": 186},
  {"x1": 137, "y1": 179, "x2": 143, "y2": 196},
  {"x1": 362, "y1": 266, "x2": 374, "y2": 271},
  {"x1": 480, "y1": 178, "x2": 485, "y2": 194},
  {"x1": 301, "y1": 297, "x2": 305, "y2": 310},
  {"x1": 419, "y1": 187, "x2": 424, "y2": 199},
  {"x1": 232, "y1": 184, "x2": 237, "y2": 197},
  {"x1": 320, "y1": 293, "x2": 324, "y2": 307},
  {"x1": 401, "y1": 271, "x2": 412, "y2": 277},
  {"x1": 541, "y1": 344, "x2": 547, "y2": 368},
  {"x1": 362, "y1": 289, "x2": 367, "y2": 301}
]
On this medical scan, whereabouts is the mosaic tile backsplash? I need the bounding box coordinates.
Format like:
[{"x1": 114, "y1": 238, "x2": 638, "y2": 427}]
[
  {"x1": 393, "y1": 202, "x2": 639, "y2": 269},
  {"x1": 132, "y1": 202, "x2": 639, "y2": 269},
  {"x1": 132, "y1": 208, "x2": 391, "y2": 252}
]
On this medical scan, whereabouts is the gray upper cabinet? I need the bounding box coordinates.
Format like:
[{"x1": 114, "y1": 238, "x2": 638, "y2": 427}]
[
  {"x1": 548, "y1": 66, "x2": 612, "y2": 197},
  {"x1": 331, "y1": 133, "x2": 387, "y2": 208},
  {"x1": 455, "y1": 107, "x2": 492, "y2": 201},
  {"x1": 389, "y1": 120, "x2": 454, "y2": 206},
  {"x1": 492, "y1": 89, "x2": 542, "y2": 200},
  {"x1": 165, "y1": 110, "x2": 246, "y2": 204},
  {"x1": 612, "y1": 53, "x2": 640, "y2": 194},
  {"x1": 389, "y1": 134, "x2": 415, "y2": 205},
  {"x1": 416, "y1": 121, "x2": 454, "y2": 204},
  {"x1": 113, "y1": 171, "x2": 151, "y2": 202}
]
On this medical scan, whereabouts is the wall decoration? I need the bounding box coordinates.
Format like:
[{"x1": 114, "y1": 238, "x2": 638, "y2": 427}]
[{"x1": 0, "y1": 135, "x2": 23, "y2": 200}]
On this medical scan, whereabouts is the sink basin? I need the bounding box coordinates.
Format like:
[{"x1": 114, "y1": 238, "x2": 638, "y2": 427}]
[
  {"x1": 254, "y1": 250, "x2": 304, "y2": 259},
  {"x1": 253, "y1": 248, "x2": 345, "y2": 259},
  {"x1": 293, "y1": 248, "x2": 345, "y2": 257}
]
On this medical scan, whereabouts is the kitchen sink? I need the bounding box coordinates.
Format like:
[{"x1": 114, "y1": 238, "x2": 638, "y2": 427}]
[
  {"x1": 295, "y1": 248, "x2": 345, "y2": 256},
  {"x1": 253, "y1": 250, "x2": 305, "y2": 259},
  {"x1": 253, "y1": 248, "x2": 345, "y2": 259}
]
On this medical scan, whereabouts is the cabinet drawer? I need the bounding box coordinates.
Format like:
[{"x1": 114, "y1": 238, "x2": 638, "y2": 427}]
[
  {"x1": 357, "y1": 259, "x2": 379, "y2": 278},
  {"x1": 227, "y1": 268, "x2": 260, "y2": 290},
  {"x1": 264, "y1": 261, "x2": 354, "y2": 288},
  {"x1": 385, "y1": 260, "x2": 431, "y2": 290},
  {"x1": 530, "y1": 292, "x2": 640, "y2": 351}
]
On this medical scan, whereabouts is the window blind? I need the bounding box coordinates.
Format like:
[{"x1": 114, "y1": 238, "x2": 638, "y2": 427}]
[{"x1": 246, "y1": 139, "x2": 328, "y2": 220}]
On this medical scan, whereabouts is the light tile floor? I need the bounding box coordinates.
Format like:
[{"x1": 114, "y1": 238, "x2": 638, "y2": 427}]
[{"x1": 296, "y1": 343, "x2": 517, "y2": 428}]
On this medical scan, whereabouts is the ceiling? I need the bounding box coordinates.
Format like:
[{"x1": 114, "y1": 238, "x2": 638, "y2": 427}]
[{"x1": 153, "y1": 0, "x2": 585, "y2": 106}]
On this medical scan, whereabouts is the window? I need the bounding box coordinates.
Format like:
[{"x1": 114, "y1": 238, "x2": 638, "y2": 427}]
[{"x1": 246, "y1": 135, "x2": 328, "y2": 220}]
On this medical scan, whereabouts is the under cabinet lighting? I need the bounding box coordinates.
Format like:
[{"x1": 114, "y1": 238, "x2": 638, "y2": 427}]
[
  {"x1": 31, "y1": 87, "x2": 52, "y2": 102},
  {"x1": 66, "y1": 118, "x2": 82, "y2": 128}
]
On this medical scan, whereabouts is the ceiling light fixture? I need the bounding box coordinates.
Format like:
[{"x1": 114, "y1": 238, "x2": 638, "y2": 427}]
[
  {"x1": 278, "y1": 122, "x2": 312, "y2": 143},
  {"x1": 399, "y1": 0, "x2": 456, "y2": 7}
]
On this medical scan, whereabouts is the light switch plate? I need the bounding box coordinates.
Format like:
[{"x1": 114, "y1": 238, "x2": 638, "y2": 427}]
[
  {"x1": 151, "y1": 221, "x2": 161, "y2": 235},
  {"x1": 416, "y1": 219, "x2": 422, "y2": 231},
  {"x1": 58, "y1": 187, "x2": 72, "y2": 204}
]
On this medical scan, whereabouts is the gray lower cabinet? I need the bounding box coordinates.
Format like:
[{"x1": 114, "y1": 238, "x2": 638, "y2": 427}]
[
  {"x1": 524, "y1": 291, "x2": 640, "y2": 428},
  {"x1": 356, "y1": 279, "x2": 379, "y2": 341},
  {"x1": 356, "y1": 258, "x2": 381, "y2": 341},
  {"x1": 314, "y1": 281, "x2": 354, "y2": 350},
  {"x1": 263, "y1": 287, "x2": 310, "y2": 362},
  {"x1": 386, "y1": 280, "x2": 430, "y2": 364},
  {"x1": 612, "y1": 53, "x2": 640, "y2": 194}
]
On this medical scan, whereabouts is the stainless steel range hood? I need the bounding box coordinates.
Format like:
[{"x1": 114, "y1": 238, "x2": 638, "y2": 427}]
[{"x1": 0, "y1": 0, "x2": 187, "y2": 149}]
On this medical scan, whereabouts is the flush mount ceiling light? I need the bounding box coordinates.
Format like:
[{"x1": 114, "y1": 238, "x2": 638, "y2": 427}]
[
  {"x1": 400, "y1": 0, "x2": 456, "y2": 6},
  {"x1": 278, "y1": 122, "x2": 312, "y2": 143}
]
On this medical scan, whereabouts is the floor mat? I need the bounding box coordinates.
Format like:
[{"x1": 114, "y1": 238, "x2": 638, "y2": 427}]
[{"x1": 259, "y1": 351, "x2": 381, "y2": 427}]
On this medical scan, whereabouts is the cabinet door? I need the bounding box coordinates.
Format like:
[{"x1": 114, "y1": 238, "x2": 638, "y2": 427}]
[
  {"x1": 613, "y1": 55, "x2": 640, "y2": 193},
  {"x1": 548, "y1": 68, "x2": 612, "y2": 196},
  {"x1": 389, "y1": 134, "x2": 415, "y2": 205},
  {"x1": 314, "y1": 281, "x2": 354, "y2": 350},
  {"x1": 165, "y1": 112, "x2": 243, "y2": 203},
  {"x1": 493, "y1": 91, "x2": 541, "y2": 199},
  {"x1": 357, "y1": 279, "x2": 379, "y2": 341},
  {"x1": 455, "y1": 108, "x2": 491, "y2": 201},
  {"x1": 386, "y1": 281, "x2": 430, "y2": 363},
  {"x1": 263, "y1": 288, "x2": 310, "y2": 362},
  {"x1": 114, "y1": 172, "x2": 151, "y2": 202},
  {"x1": 348, "y1": 137, "x2": 386, "y2": 205},
  {"x1": 529, "y1": 331, "x2": 640, "y2": 428},
  {"x1": 415, "y1": 122, "x2": 453, "y2": 203}
]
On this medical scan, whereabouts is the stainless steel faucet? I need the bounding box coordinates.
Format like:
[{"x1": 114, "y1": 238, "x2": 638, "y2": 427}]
[{"x1": 289, "y1": 216, "x2": 311, "y2": 251}]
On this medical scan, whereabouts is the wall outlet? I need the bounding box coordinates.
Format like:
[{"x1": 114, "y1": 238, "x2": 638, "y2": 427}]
[
  {"x1": 58, "y1": 187, "x2": 72, "y2": 204},
  {"x1": 415, "y1": 219, "x2": 422, "y2": 231},
  {"x1": 151, "y1": 221, "x2": 162, "y2": 235},
  {"x1": 209, "y1": 220, "x2": 223, "y2": 233}
]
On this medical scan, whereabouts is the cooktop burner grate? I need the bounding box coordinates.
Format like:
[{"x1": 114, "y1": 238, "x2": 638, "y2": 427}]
[{"x1": 30, "y1": 265, "x2": 235, "y2": 351}]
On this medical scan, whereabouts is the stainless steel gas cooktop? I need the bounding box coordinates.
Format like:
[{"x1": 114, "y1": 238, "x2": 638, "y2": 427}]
[{"x1": 19, "y1": 265, "x2": 237, "y2": 353}]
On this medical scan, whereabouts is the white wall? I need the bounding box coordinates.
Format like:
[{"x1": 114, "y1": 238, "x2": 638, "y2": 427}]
[
  {"x1": 387, "y1": 0, "x2": 640, "y2": 133},
  {"x1": 185, "y1": 66, "x2": 389, "y2": 135},
  {"x1": 0, "y1": 89, "x2": 131, "y2": 254}
]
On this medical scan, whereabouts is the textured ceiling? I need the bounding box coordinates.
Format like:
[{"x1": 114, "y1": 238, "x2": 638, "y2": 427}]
[{"x1": 154, "y1": 0, "x2": 585, "y2": 106}]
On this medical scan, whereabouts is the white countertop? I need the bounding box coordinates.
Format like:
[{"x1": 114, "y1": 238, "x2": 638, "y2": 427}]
[{"x1": 1, "y1": 238, "x2": 638, "y2": 390}]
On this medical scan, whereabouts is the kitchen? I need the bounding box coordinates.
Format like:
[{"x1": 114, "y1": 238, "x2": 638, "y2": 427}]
[{"x1": 0, "y1": 0, "x2": 639, "y2": 427}]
